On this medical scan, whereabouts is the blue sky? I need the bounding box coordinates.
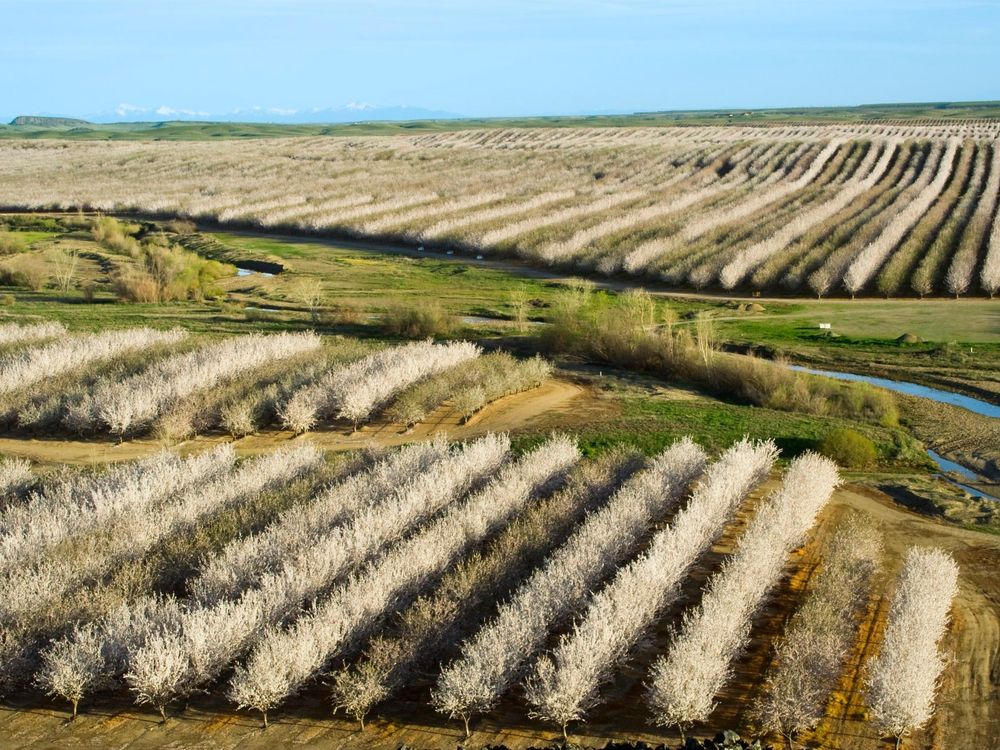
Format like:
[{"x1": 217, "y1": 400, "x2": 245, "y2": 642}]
[{"x1": 2, "y1": 0, "x2": 998, "y2": 121}]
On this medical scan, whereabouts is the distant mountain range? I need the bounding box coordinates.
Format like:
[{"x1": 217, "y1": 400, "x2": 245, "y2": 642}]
[{"x1": 9, "y1": 103, "x2": 463, "y2": 126}]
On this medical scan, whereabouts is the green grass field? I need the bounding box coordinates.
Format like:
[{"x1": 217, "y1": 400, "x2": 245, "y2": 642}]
[
  {"x1": 0, "y1": 212, "x2": 994, "y2": 535},
  {"x1": 206, "y1": 232, "x2": 1000, "y2": 399},
  {"x1": 3, "y1": 218, "x2": 996, "y2": 374}
]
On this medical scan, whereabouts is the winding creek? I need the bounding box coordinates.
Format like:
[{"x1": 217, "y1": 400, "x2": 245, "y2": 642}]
[
  {"x1": 789, "y1": 365, "x2": 1000, "y2": 419},
  {"x1": 791, "y1": 365, "x2": 999, "y2": 500}
]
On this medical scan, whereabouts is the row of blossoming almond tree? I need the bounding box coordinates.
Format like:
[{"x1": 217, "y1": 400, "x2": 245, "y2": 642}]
[
  {"x1": 0, "y1": 427, "x2": 957, "y2": 749},
  {"x1": 0, "y1": 322, "x2": 550, "y2": 439},
  {"x1": 2, "y1": 125, "x2": 999, "y2": 297}
]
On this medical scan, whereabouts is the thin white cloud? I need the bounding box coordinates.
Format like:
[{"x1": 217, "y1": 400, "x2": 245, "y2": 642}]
[{"x1": 114, "y1": 103, "x2": 148, "y2": 116}]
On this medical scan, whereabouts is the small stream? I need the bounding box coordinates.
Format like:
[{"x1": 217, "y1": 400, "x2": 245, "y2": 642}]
[
  {"x1": 926, "y1": 450, "x2": 1000, "y2": 502},
  {"x1": 792, "y1": 365, "x2": 999, "y2": 500},
  {"x1": 789, "y1": 365, "x2": 1000, "y2": 418}
]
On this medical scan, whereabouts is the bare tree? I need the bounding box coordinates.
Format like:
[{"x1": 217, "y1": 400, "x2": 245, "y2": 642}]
[
  {"x1": 508, "y1": 288, "x2": 531, "y2": 333},
  {"x1": 695, "y1": 312, "x2": 715, "y2": 369},
  {"x1": 47, "y1": 248, "x2": 79, "y2": 293},
  {"x1": 289, "y1": 277, "x2": 324, "y2": 322}
]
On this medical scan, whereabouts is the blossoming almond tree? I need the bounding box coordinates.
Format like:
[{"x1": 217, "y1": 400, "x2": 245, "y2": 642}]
[
  {"x1": 524, "y1": 439, "x2": 782, "y2": 738},
  {"x1": 646, "y1": 452, "x2": 839, "y2": 740},
  {"x1": 279, "y1": 340, "x2": 480, "y2": 433},
  {"x1": 754, "y1": 515, "x2": 882, "y2": 749},
  {"x1": 123, "y1": 435, "x2": 509, "y2": 720},
  {"x1": 865, "y1": 547, "x2": 959, "y2": 750},
  {"x1": 76, "y1": 332, "x2": 321, "y2": 436},
  {"x1": 0, "y1": 328, "x2": 186, "y2": 396},
  {"x1": 229, "y1": 435, "x2": 579, "y2": 726},
  {"x1": 430, "y1": 438, "x2": 722, "y2": 736}
]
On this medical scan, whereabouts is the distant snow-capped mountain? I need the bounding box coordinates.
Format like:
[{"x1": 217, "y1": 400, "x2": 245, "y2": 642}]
[{"x1": 86, "y1": 102, "x2": 462, "y2": 123}]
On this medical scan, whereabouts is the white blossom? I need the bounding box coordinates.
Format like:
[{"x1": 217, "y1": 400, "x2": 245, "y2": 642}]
[{"x1": 647, "y1": 452, "x2": 839, "y2": 734}]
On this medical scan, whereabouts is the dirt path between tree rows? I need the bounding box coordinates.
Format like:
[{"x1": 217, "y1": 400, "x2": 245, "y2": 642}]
[{"x1": 0, "y1": 378, "x2": 590, "y2": 467}]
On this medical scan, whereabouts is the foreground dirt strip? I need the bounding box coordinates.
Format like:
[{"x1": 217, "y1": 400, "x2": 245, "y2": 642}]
[
  {"x1": 0, "y1": 483, "x2": 995, "y2": 749},
  {"x1": 0, "y1": 379, "x2": 588, "y2": 467}
]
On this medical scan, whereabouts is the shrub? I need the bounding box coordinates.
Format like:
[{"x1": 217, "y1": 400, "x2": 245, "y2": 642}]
[
  {"x1": 537, "y1": 288, "x2": 898, "y2": 426},
  {"x1": 382, "y1": 302, "x2": 455, "y2": 338},
  {"x1": 97, "y1": 219, "x2": 231, "y2": 303},
  {"x1": 91, "y1": 216, "x2": 142, "y2": 255},
  {"x1": 818, "y1": 428, "x2": 877, "y2": 468},
  {"x1": 0, "y1": 234, "x2": 26, "y2": 255},
  {"x1": 113, "y1": 271, "x2": 160, "y2": 303},
  {"x1": 165, "y1": 219, "x2": 197, "y2": 235},
  {"x1": 0, "y1": 294, "x2": 14, "y2": 307},
  {"x1": 325, "y1": 301, "x2": 364, "y2": 326},
  {"x1": 3, "y1": 258, "x2": 51, "y2": 291}
]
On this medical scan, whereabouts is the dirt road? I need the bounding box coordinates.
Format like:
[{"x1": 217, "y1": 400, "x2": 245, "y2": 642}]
[{"x1": 0, "y1": 378, "x2": 588, "y2": 467}]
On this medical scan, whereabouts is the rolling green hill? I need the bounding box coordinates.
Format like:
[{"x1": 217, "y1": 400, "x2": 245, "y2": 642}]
[{"x1": 1, "y1": 101, "x2": 998, "y2": 140}]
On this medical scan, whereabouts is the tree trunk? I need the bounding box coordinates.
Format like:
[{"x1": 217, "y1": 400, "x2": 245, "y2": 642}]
[
  {"x1": 462, "y1": 714, "x2": 471, "y2": 738},
  {"x1": 359, "y1": 715, "x2": 365, "y2": 731},
  {"x1": 158, "y1": 704, "x2": 167, "y2": 723},
  {"x1": 262, "y1": 709, "x2": 269, "y2": 729},
  {"x1": 562, "y1": 722, "x2": 569, "y2": 743},
  {"x1": 71, "y1": 699, "x2": 78, "y2": 720}
]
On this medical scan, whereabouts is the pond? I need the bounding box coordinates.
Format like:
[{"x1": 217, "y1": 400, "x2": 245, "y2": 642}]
[{"x1": 236, "y1": 267, "x2": 274, "y2": 278}]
